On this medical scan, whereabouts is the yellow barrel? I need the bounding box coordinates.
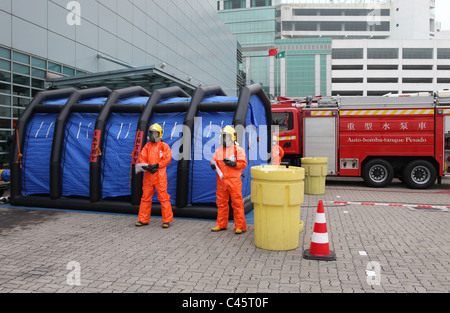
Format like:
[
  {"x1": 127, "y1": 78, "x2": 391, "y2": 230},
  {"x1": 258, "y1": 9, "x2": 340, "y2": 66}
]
[
  {"x1": 301, "y1": 157, "x2": 328, "y2": 195},
  {"x1": 251, "y1": 165, "x2": 305, "y2": 251}
]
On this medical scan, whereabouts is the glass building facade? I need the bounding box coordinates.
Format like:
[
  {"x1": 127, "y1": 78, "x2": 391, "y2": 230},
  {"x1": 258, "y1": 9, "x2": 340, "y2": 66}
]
[
  {"x1": 218, "y1": 5, "x2": 277, "y2": 96},
  {"x1": 0, "y1": 45, "x2": 88, "y2": 166},
  {"x1": 276, "y1": 39, "x2": 331, "y2": 97},
  {"x1": 218, "y1": 2, "x2": 331, "y2": 98}
]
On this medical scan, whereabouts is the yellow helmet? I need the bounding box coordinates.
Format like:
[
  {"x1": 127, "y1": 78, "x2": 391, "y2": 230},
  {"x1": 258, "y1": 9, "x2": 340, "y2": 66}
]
[
  {"x1": 221, "y1": 126, "x2": 237, "y2": 141},
  {"x1": 149, "y1": 123, "x2": 163, "y2": 139}
]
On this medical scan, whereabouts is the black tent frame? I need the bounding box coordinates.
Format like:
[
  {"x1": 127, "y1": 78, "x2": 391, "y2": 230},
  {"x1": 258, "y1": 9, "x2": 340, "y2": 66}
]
[{"x1": 9, "y1": 84, "x2": 272, "y2": 219}]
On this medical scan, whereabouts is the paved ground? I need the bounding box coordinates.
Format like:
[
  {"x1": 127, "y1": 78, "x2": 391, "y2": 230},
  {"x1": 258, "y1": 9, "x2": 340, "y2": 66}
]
[{"x1": 0, "y1": 177, "x2": 449, "y2": 298}]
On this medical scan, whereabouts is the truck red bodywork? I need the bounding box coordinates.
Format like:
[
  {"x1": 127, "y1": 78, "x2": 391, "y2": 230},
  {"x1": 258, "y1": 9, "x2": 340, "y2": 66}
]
[{"x1": 272, "y1": 93, "x2": 450, "y2": 189}]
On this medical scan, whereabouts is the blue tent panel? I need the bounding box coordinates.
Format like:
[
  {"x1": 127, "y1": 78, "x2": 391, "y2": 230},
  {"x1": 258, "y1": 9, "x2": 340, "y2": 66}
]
[
  {"x1": 101, "y1": 112, "x2": 140, "y2": 198},
  {"x1": 78, "y1": 97, "x2": 108, "y2": 105},
  {"x1": 61, "y1": 113, "x2": 98, "y2": 197},
  {"x1": 117, "y1": 97, "x2": 149, "y2": 105},
  {"x1": 21, "y1": 113, "x2": 58, "y2": 195},
  {"x1": 42, "y1": 99, "x2": 69, "y2": 105}
]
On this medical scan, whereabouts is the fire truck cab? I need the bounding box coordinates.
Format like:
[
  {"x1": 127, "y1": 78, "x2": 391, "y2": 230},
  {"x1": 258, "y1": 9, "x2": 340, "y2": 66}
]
[{"x1": 272, "y1": 91, "x2": 450, "y2": 189}]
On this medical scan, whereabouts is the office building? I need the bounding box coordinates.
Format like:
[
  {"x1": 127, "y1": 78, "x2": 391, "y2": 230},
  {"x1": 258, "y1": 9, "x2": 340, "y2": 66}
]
[
  {"x1": 0, "y1": 0, "x2": 238, "y2": 166},
  {"x1": 218, "y1": 0, "x2": 450, "y2": 98}
]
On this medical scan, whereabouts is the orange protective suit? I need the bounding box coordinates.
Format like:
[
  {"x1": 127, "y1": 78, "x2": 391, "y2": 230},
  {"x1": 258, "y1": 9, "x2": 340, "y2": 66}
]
[
  {"x1": 212, "y1": 144, "x2": 247, "y2": 231},
  {"x1": 137, "y1": 140, "x2": 173, "y2": 224},
  {"x1": 271, "y1": 144, "x2": 284, "y2": 165}
]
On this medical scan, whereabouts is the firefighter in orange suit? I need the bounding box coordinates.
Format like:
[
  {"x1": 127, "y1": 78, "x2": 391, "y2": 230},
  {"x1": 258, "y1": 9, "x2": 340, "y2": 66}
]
[
  {"x1": 271, "y1": 136, "x2": 284, "y2": 165},
  {"x1": 136, "y1": 123, "x2": 173, "y2": 228},
  {"x1": 210, "y1": 126, "x2": 247, "y2": 234}
]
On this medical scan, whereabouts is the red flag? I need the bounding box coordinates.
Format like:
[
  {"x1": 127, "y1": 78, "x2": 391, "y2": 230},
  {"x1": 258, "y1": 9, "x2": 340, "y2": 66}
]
[{"x1": 268, "y1": 48, "x2": 278, "y2": 56}]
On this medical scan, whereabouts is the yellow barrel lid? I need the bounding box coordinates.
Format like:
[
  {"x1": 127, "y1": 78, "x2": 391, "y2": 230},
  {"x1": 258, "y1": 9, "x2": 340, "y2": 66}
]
[
  {"x1": 251, "y1": 165, "x2": 305, "y2": 181},
  {"x1": 301, "y1": 157, "x2": 328, "y2": 164}
]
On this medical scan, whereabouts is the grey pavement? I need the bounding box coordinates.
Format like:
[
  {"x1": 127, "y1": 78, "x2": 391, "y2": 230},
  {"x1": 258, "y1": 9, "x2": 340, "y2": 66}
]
[{"x1": 0, "y1": 177, "x2": 449, "y2": 296}]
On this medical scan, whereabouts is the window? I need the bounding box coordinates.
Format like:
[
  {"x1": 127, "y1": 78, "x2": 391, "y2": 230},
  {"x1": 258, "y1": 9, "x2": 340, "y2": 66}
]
[
  {"x1": 332, "y1": 90, "x2": 363, "y2": 96},
  {"x1": 367, "y1": 48, "x2": 398, "y2": 59},
  {"x1": 321, "y1": 22, "x2": 343, "y2": 31},
  {"x1": 63, "y1": 66, "x2": 75, "y2": 76},
  {"x1": 374, "y1": 22, "x2": 390, "y2": 32},
  {"x1": 272, "y1": 112, "x2": 293, "y2": 132},
  {"x1": 294, "y1": 22, "x2": 317, "y2": 31},
  {"x1": 47, "y1": 61, "x2": 62, "y2": 73},
  {"x1": 252, "y1": 0, "x2": 271, "y2": 7},
  {"x1": 402, "y1": 65, "x2": 433, "y2": 70},
  {"x1": 332, "y1": 65, "x2": 363, "y2": 70},
  {"x1": 12, "y1": 107, "x2": 25, "y2": 119},
  {"x1": 31, "y1": 79, "x2": 45, "y2": 89},
  {"x1": 437, "y1": 78, "x2": 450, "y2": 84},
  {"x1": 13, "y1": 85, "x2": 30, "y2": 97},
  {"x1": 0, "y1": 83, "x2": 10, "y2": 94},
  {"x1": 0, "y1": 95, "x2": 10, "y2": 106},
  {"x1": 31, "y1": 57, "x2": 46, "y2": 69},
  {"x1": 402, "y1": 48, "x2": 433, "y2": 59},
  {"x1": 345, "y1": 22, "x2": 367, "y2": 32},
  {"x1": 0, "y1": 59, "x2": 11, "y2": 71},
  {"x1": 32, "y1": 68, "x2": 46, "y2": 79},
  {"x1": 12, "y1": 51, "x2": 30, "y2": 64},
  {"x1": 282, "y1": 21, "x2": 293, "y2": 31},
  {"x1": 13, "y1": 97, "x2": 29, "y2": 108},
  {"x1": 0, "y1": 47, "x2": 10, "y2": 59},
  {"x1": 293, "y1": 9, "x2": 318, "y2": 16},
  {"x1": 437, "y1": 48, "x2": 450, "y2": 59},
  {"x1": 332, "y1": 48, "x2": 363, "y2": 59},
  {"x1": 402, "y1": 78, "x2": 433, "y2": 83},
  {"x1": 367, "y1": 65, "x2": 398, "y2": 70},
  {"x1": 332, "y1": 78, "x2": 363, "y2": 83},
  {"x1": 13, "y1": 63, "x2": 30, "y2": 75},
  {"x1": 224, "y1": 0, "x2": 245, "y2": 9},
  {"x1": 367, "y1": 78, "x2": 398, "y2": 83},
  {"x1": 0, "y1": 71, "x2": 10, "y2": 83},
  {"x1": 321, "y1": 9, "x2": 345, "y2": 16},
  {"x1": 0, "y1": 106, "x2": 11, "y2": 117},
  {"x1": 13, "y1": 74, "x2": 30, "y2": 86}
]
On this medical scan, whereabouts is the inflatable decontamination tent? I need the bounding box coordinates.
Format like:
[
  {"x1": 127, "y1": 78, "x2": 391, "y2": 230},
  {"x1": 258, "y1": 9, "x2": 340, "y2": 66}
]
[{"x1": 9, "y1": 84, "x2": 272, "y2": 219}]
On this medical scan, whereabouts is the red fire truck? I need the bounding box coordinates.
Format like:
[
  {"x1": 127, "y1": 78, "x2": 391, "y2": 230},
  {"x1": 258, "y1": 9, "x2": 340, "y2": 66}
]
[{"x1": 272, "y1": 91, "x2": 450, "y2": 189}]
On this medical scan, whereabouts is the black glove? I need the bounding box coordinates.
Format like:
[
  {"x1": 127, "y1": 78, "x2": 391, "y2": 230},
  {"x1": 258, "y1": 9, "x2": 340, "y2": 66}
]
[
  {"x1": 142, "y1": 165, "x2": 152, "y2": 171},
  {"x1": 149, "y1": 163, "x2": 159, "y2": 174},
  {"x1": 211, "y1": 164, "x2": 216, "y2": 170},
  {"x1": 223, "y1": 159, "x2": 237, "y2": 167}
]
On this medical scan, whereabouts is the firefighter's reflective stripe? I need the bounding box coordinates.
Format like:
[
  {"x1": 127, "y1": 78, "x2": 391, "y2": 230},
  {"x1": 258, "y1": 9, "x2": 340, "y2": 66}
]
[
  {"x1": 278, "y1": 136, "x2": 296, "y2": 141},
  {"x1": 443, "y1": 109, "x2": 450, "y2": 114},
  {"x1": 311, "y1": 111, "x2": 333, "y2": 116},
  {"x1": 340, "y1": 109, "x2": 434, "y2": 116}
]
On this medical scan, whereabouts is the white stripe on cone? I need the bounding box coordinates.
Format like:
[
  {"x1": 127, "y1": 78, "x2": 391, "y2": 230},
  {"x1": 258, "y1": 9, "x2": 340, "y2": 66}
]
[
  {"x1": 311, "y1": 232, "x2": 329, "y2": 244},
  {"x1": 314, "y1": 212, "x2": 326, "y2": 224}
]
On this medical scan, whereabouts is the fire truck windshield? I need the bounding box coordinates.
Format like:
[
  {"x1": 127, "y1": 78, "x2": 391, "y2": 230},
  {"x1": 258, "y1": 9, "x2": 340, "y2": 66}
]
[{"x1": 272, "y1": 112, "x2": 294, "y2": 132}]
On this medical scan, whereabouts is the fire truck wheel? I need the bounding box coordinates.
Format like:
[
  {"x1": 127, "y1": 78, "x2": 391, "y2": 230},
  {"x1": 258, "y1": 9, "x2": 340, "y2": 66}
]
[
  {"x1": 362, "y1": 159, "x2": 394, "y2": 188},
  {"x1": 402, "y1": 160, "x2": 437, "y2": 189}
]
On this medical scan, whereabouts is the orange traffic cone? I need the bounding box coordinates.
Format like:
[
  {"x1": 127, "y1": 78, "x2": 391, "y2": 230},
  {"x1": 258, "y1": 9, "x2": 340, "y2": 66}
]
[{"x1": 303, "y1": 200, "x2": 336, "y2": 261}]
